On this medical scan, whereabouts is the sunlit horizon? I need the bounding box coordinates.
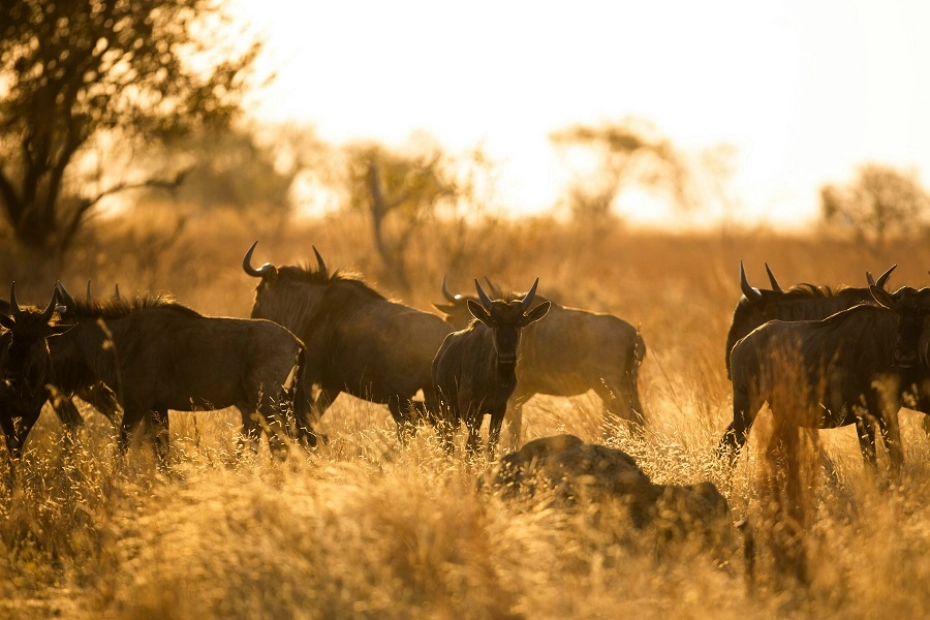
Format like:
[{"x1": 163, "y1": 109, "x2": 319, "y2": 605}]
[{"x1": 232, "y1": 0, "x2": 930, "y2": 230}]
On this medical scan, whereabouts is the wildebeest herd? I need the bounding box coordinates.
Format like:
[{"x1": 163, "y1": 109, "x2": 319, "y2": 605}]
[{"x1": 1, "y1": 244, "x2": 928, "y2": 557}]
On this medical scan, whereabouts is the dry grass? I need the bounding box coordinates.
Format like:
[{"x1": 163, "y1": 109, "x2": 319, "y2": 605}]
[{"x1": 2, "y1": 214, "x2": 930, "y2": 618}]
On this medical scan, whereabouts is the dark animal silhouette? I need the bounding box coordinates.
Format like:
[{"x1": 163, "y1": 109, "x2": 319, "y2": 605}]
[
  {"x1": 45, "y1": 283, "x2": 307, "y2": 468},
  {"x1": 725, "y1": 261, "x2": 899, "y2": 462},
  {"x1": 433, "y1": 276, "x2": 645, "y2": 444},
  {"x1": 243, "y1": 241, "x2": 453, "y2": 444},
  {"x1": 0, "y1": 285, "x2": 71, "y2": 461},
  {"x1": 719, "y1": 285, "x2": 930, "y2": 474},
  {"x1": 432, "y1": 279, "x2": 550, "y2": 455}
]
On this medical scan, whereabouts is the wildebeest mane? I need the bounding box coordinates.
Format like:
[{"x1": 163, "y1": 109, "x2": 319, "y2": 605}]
[
  {"x1": 279, "y1": 264, "x2": 388, "y2": 301},
  {"x1": 61, "y1": 295, "x2": 201, "y2": 320},
  {"x1": 777, "y1": 282, "x2": 855, "y2": 299}
]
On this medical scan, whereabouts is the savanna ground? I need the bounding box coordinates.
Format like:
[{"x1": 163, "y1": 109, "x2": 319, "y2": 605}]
[{"x1": 2, "y1": 212, "x2": 930, "y2": 619}]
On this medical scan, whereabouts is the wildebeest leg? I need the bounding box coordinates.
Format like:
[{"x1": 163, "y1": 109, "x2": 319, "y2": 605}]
[
  {"x1": 487, "y1": 407, "x2": 507, "y2": 457},
  {"x1": 853, "y1": 414, "x2": 878, "y2": 468},
  {"x1": 234, "y1": 406, "x2": 263, "y2": 455},
  {"x1": 256, "y1": 394, "x2": 289, "y2": 460},
  {"x1": 150, "y1": 409, "x2": 170, "y2": 470},
  {"x1": 117, "y1": 407, "x2": 148, "y2": 457},
  {"x1": 464, "y1": 410, "x2": 483, "y2": 457},
  {"x1": 502, "y1": 394, "x2": 524, "y2": 451},
  {"x1": 301, "y1": 388, "x2": 338, "y2": 447},
  {"x1": 717, "y1": 382, "x2": 757, "y2": 466},
  {"x1": 50, "y1": 396, "x2": 84, "y2": 432},
  {"x1": 872, "y1": 373, "x2": 904, "y2": 476},
  {"x1": 597, "y1": 378, "x2": 646, "y2": 435},
  {"x1": 0, "y1": 411, "x2": 20, "y2": 461},
  {"x1": 388, "y1": 396, "x2": 420, "y2": 444},
  {"x1": 75, "y1": 382, "x2": 122, "y2": 425}
]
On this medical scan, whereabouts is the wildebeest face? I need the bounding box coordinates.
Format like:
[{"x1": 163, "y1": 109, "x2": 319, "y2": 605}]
[
  {"x1": 467, "y1": 279, "x2": 551, "y2": 366},
  {"x1": 871, "y1": 285, "x2": 930, "y2": 368},
  {"x1": 0, "y1": 286, "x2": 71, "y2": 413}
]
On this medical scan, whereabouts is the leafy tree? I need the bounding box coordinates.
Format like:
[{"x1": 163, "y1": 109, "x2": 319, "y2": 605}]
[
  {"x1": 0, "y1": 0, "x2": 261, "y2": 255},
  {"x1": 821, "y1": 163, "x2": 930, "y2": 245},
  {"x1": 550, "y1": 117, "x2": 696, "y2": 223}
]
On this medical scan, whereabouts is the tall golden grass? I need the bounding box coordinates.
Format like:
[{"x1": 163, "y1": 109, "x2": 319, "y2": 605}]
[{"x1": 2, "y1": 213, "x2": 930, "y2": 618}]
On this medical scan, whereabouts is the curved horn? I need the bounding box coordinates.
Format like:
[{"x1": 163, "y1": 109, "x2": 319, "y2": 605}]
[
  {"x1": 312, "y1": 246, "x2": 328, "y2": 278},
  {"x1": 521, "y1": 278, "x2": 540, "y2": 311},
  {"x1": 441, "y1": 274, "x2": 457, "y2": 302},
  {"x1": 866, "y1": 271, "x2": 876, "y2": 287},
  {"x1": 9, "y1": 282, "x2": 20, "y2": 315},
  {"x1": 56, "y1": 280, "x2": 76, "y2": 308},
  {"x1": 739, "y1": 260, "x2": 762, "y2": 302},
  {"x1": 40, "y1": 287, "x2": 56, "y2": 322},
  {"x1": 764, "y1": 263, "x2": 782, "y2": 293},
  {"x1": 875, "y1": 264, "x2": 897, "y2": 290},
  {"x1": 242, "y1": 241, "x2": 276, "y2": 278},
  {"x1": 474, "y1": 279, "x2": 494, "y2": 310}
]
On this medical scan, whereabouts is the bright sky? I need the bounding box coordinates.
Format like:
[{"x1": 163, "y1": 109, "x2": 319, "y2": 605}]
[{"x1": 233, "y1": 0, "x2": 930, "y2": 229}]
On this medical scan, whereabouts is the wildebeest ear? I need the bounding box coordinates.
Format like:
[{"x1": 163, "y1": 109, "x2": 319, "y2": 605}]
[
  {"x1": 466, "y1": 299, "x2": 494, "y2": 325},
  {"x1": 870, "y1": 284, "x2": 897, "y2": 309},
  {"x1": 521, "y1": 301, "x2": 551, "y2": 326},
  {"x1": 0, "y1": 313, "x2": 14, "y2": 330}
]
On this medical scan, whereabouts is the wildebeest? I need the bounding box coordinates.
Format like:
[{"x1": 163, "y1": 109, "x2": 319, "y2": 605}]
[
  {"x1": 725, "y1": 261, "x2": 901, "y2": 461},
  {"x1": 725, "y1": 261, "x2": 896, "y2": 378},
  {"x1": 0, "y1": 288, "x2": 121, "y2": 436},
  {"x1": 46, "y1": 283, "x2": 308, "y2": 467},
  {"x1": 432, "y1": 278, "x2": 550, "y2": 455},
  {"x1": 718, "y1": 285, "x2": 930, "y2": 473},
  {"x1": 242, "y1": 241, "x2": 453, "y2": 444},
  {"x1": 433, "y1": 276, "x2": 645, "y2": 443},
  {"x1": 0, "y1": 284, "x2": 72, "y2": 460}
]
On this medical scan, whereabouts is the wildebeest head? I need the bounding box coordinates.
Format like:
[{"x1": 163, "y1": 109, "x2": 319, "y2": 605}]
[
  {"x1": 242, "y1": 240, "x2": 338, "y2": 323},
  {"x1": 0, "y1": 284, "x2": 71, "y2": 413},
  {"x1": 725, "y1": 261, "x2": 896, "y2": 376},
  {"x1": 435, "y1": 275, "x2": 550, "y2": 330},
  {"x1": 870, "y1": 284, "x2": 930, "y2": 368},
  {"x1": 467, "y1": 279, "x2": 550, "y2": 365}
]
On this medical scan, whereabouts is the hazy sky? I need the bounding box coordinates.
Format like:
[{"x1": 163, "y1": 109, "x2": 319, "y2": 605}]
[{"x1": 234, "y1": 0, "x2": 930, "y2": 228}]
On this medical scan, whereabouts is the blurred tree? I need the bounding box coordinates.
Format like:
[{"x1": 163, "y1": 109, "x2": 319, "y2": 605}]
[
  {"x1": 821, "y1": 164, "x2": 930, "y2": 245},
  {"x1": 550, "y1": 117, "x2": 695, "y2": 223},
  {"x1": 341, "y1": 139, "x2": 489, "y2": 291},
  {"x1": 136, "y1": 123, "x2": 321, "y2": 215},
  {"x1": 0, "y1": 0, "x2": 261, "y2": 256}
]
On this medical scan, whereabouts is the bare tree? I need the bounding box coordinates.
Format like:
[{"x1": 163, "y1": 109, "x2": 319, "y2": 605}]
[
  {"x1": 550, "y1": 117, "x2": 696, "y2": 223},
  {"x1": 342, "y1": 140, "x2": 491, "y2": 291}
]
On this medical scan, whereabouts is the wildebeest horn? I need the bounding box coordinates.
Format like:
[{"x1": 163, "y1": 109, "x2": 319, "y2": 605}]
[
  {"x1": 875, "y1": 264, "x2": 896, "y2": 289},
  {"x1": 9, "y1": 282, "x2": 20, "y2": 315},
  {"x1": 86, "y1": 280, "x2": 92, "y2": 300},
  {"x1": 521, "y1": 278, "x2": 540, "y2": 311},
  {"x1": 114, "y1": 283, "x2": 121, "y2": 300},
  {"x1": 40, "y1": 287, "x2": 56, "y2": 322},
  {"x1": 441, "y1": 274, "x2": 457, "y2": 302},
  {"x1": 56, "y1": 280, "x2": 76, "y2": 308},
  {"x1": 764, "y1": 263, "x2": 782, "y2": 293},
  {"x1": 312, "y1": 246, "x2": 328, "y2": 278},
  {"x1": 242, "y1": 241, "x2": 276, "y2": 278},
  {"x1": 866, "y1": 271, "x2": 876, "y2": 287},
  {"x1": 739, "y1": 260, "x2": 762, "y2": 302},
  {"x1": 475, "y1": 279, "x2": 494, "y2": 310}
]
